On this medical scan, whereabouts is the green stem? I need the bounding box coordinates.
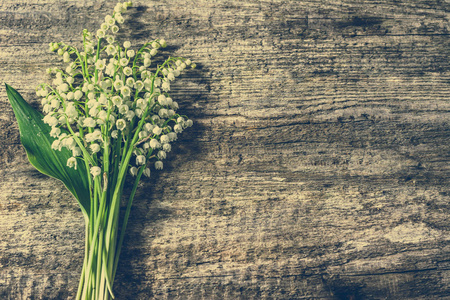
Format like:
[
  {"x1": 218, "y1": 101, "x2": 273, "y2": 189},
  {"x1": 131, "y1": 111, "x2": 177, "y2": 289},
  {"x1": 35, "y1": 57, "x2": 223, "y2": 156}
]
[
  {"x1": 94, "y1": 38, "x2": 103, "y2": 84},
  {"x1": 81, "y1": 176, "x2": 107, "y2": 300},
  {"x1": 75, "y1": 216, "x2": 90, "y2": 300},
  {"x1": 111, "y1": 164, "x2": 145, "y2": 282},
  {"x1": 95, "y1": 220, "x2": 105, "y2": 299}
]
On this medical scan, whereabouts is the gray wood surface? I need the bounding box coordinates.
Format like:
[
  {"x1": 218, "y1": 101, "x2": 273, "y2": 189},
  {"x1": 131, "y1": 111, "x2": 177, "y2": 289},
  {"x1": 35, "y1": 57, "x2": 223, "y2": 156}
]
[{"x1": 0, "y1": 0, "x2": 449, "y2": 299}]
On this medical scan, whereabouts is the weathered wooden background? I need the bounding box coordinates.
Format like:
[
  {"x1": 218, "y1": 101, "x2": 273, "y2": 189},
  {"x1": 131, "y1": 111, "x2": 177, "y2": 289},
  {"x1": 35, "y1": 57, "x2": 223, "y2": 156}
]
[{"x1": 0, "y1": 0, "x2": 449, "y2": 299}]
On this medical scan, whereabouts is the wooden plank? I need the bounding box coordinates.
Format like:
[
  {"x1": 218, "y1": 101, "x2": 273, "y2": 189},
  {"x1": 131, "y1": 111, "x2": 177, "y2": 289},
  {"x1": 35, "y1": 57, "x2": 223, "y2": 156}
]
[{"x1": 0, "y1": 0, "x2": 449, "y2": 298}]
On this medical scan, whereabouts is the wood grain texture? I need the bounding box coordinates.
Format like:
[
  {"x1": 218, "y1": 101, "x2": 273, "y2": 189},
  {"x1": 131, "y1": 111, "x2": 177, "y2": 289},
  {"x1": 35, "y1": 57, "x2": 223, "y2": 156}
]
[{"x1": 0, "y1": 0, "x2": 449, "y2": 299}]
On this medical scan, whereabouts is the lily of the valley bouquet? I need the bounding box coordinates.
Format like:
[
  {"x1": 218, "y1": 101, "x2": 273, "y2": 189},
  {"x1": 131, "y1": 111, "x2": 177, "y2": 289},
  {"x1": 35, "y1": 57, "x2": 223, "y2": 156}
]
[{"x1": 6, "y1": 2, "x2": 194, "y2": 299}]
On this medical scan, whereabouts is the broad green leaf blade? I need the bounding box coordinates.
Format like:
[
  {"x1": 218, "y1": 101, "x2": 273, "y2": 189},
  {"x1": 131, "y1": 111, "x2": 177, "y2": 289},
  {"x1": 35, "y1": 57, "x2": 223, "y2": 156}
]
[{"x1": 5, "y1": 83, "x2": 90, "y2": 216}]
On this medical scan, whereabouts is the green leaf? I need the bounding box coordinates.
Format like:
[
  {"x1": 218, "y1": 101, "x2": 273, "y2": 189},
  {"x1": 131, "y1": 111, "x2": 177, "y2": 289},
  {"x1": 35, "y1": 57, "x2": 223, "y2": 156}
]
[{"x1": 5, "y1": 84, "x2": 90, "y2": 216}]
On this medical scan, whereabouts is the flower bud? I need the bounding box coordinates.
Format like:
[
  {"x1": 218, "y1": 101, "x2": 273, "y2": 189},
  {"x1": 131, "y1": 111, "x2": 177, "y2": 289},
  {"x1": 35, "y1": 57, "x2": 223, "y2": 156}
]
[{"x1": 63, "y1": 51, "x2": 70, "y2": 62}]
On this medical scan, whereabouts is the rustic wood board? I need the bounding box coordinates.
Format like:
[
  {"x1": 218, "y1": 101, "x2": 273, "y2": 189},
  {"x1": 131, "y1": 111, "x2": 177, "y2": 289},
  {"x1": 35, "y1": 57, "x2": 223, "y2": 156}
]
[{"x1": 0, "y1": 0, "x2": 449, "y2": 299}]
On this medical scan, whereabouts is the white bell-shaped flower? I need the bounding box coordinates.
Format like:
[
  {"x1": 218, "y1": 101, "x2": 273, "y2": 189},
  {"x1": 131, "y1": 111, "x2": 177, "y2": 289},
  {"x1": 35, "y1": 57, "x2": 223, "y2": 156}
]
[
  {"x1": 162, "y1": 143, "x2": 171, "y2": 152},
  {"x1": 136, "y1": 155, "x2": 146, "y2": 165},
  {"x1": 160, "y1": 134, "x2": 170, "y2": 144},
  {"x1": 155, "y1": 161, "x2": 163, "y2": 170},
  {"x1": 149, "y1": 139, "x2": 160, "y2": 149},
  {"x1": 67, "y1": 157, "x2": 77, "y2": 169},
  {"x1": 83, "y1": 117, "x2": 96, "y2": 128},
  {"x1": 129, "y1": 166, "x2": 138, "y2": 176},
  {"x1": 90, "y1": 166, "x2": 101, "y2": 177},
  {"x1": 90, "y1": 143, "x2": 101, "y2": 153},
  {"x1": 116, "y1": 119, "x2": 127, "y2": 131},
  {"x1": 152, "y1": 126, "x2": 162, "y2": 135},
  {"x1": 157, "y1": 150, "x2": 166, "y2": 160}
]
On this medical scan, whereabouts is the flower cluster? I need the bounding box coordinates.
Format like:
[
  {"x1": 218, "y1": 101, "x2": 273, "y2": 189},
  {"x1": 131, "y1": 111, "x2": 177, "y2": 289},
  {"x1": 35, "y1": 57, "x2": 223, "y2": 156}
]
[{"x1": 38, "y1": 1, "x2": 194, "y2": 178}]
